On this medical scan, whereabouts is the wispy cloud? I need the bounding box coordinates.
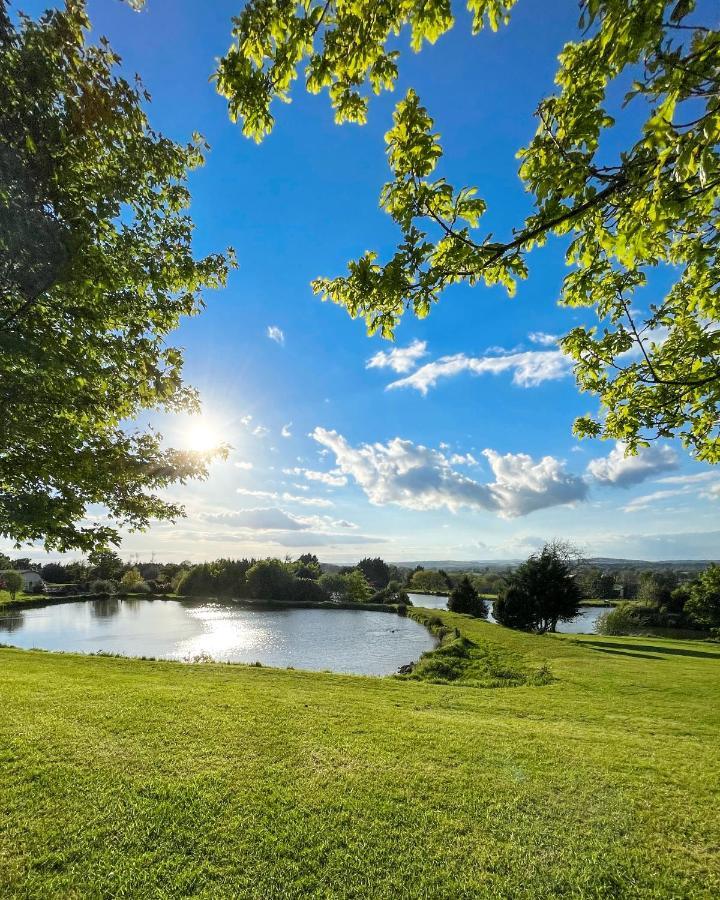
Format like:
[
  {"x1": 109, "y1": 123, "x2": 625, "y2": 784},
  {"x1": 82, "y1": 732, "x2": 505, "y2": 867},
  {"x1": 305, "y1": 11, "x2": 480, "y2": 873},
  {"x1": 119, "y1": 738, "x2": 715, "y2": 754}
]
[
  {"x1": 252, "y1": 425, "x2": 269, "y2": 438},
  {"x1": 657, "y1": 471, "x2": 719, "y2": 486},
  {"x1": 202, "y1": 508, "x2": 307, "y2": 531},
  {"x1": 267, "y1": 325, "x2": 285, "y2": 346},
  {"x1": 283, "y1": 466, "x2": 348, "y2": 487},
  {"x1": 450, "y1": 453, "x2": 478, "y2": 466},
  {"x1": 281, "y1": 422, "x2": 292, "y2": 438},
  {"x1": 528, "y1": 332, "x2": 559, "y2": 347},
  {"x1": 201, "y1": 507, "x2": 349, "y2": 532},
  {"x1": 312, "y1": 427, "x2": 587, "y2": 518},
  {"x1": 366, "y1": 339, "x2": 428, "y2": 374},
  {"x1": 234, "y1": 461, "x2": 253, "y2": 470},
  {"x1": 386, "y1": 349, "x2": 571, "y2": 395},
  {"x1": 621, "y1": 488, "x2": 689, "y2": 512},
  {"x1": 236, "y1": 488, "x2": 334, "y2": 508}
]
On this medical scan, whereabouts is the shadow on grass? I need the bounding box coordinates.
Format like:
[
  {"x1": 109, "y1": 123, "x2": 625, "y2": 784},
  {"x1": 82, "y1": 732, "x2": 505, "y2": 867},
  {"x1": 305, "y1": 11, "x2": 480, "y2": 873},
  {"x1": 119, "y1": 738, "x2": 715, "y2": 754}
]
[
  {"x1": 585, "y1": 645, "x2": 666, "y2": 661},
  {"x1": 582, "y1": 640, "x2": 720, "y2": 660}
]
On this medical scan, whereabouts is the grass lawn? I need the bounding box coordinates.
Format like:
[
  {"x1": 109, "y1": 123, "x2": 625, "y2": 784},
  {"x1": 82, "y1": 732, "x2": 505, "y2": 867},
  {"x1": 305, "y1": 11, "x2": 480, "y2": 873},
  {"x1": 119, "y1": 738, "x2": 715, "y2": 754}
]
[
  {"x1": 1, "y1": 611, "x2": 719, "y2": 898},
  {"x1": 0, "y1": 591, "x2": 49, "y2": 610}
]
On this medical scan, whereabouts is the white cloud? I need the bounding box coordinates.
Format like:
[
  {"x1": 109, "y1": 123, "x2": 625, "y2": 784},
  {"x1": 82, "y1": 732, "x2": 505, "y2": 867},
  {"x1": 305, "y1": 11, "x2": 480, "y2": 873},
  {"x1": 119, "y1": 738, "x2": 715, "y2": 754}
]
[
  {"x1": 450, "y1": 453, "x2": 478, "y2": 466},
  {"x1": 283, "y1": 466, "x2": 348, "y2": 487},
  {"x1": 236, "y1": 488, "x2": 334, "y2": 508},
  {"x1": 252, "y1": 425, "x2": 269, "y2": 438},
  {"x1": 528, "y1": 332, "x2": 559, "y2": 346},
  {"x1": 311, "y1": 428, "x2": 587, "y2": 519},
  {"x1": 587, "y1": 442, "x2": 678, "y2": 487},
  {"x1": 483, "y1": 449, "x2": 589, "y2": 517},
  {"x1": 283, "y1": 493, "x2": 334, "y2": 508},
  {"x1": 366, "y1": 339, "x2": 428, "y2": 374},
  {"x1": 267, "y1": 325, "x2": 285, "y2": 346},
  {"x1": 236, "y1": 488, "x2": 277, "y2": 500},
  {"x1": 387, "y1": 349, "x2": 571, "y2": 395},
  {"x1": 234, "y1": 461, "x2": 253, "y2": 470},
  {"x1": 240, "y1": 415, "x2": 253, "y2": 426},
  {"x1": 281, "y1": 422, "x2": 292, "y2": 438}
]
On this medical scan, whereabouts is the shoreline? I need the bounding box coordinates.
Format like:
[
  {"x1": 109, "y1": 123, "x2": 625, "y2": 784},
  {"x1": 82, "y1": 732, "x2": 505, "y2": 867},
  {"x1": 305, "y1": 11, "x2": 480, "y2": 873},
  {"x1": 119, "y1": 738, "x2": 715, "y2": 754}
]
[{"x1": 0, "y1": 592, "x2": 408, "y2": 616}]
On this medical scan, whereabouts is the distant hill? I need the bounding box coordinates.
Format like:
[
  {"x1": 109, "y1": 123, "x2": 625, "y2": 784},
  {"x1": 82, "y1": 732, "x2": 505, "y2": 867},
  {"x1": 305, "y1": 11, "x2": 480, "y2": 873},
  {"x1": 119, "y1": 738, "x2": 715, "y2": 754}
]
[{"x1": 322, "y1": 558, "x2": 718, "y2": 573}]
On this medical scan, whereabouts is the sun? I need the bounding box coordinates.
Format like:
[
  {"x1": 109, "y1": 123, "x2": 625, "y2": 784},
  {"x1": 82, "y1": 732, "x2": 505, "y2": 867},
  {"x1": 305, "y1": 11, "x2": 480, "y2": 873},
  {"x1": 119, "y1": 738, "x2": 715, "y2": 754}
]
[{"x1": 182, "y1": 416, "x2": 225, "y2": 453}]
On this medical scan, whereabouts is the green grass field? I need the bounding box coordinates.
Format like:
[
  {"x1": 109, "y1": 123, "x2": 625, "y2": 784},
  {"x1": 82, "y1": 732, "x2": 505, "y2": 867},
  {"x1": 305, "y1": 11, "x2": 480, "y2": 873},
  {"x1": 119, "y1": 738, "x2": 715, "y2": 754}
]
[{"x1": 1, "y1": 611, "x2": 719, "y2": 898}]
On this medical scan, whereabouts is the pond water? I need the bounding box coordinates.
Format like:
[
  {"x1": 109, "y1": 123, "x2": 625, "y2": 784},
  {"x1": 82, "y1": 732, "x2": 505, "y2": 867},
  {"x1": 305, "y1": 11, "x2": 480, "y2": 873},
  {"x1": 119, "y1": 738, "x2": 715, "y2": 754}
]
[
  {"x1": 407, "y1": 593, "x2": 612, "y2": 634},
  {"x1": 0, "y1": 598, "x2": 437, "y2": 676}
]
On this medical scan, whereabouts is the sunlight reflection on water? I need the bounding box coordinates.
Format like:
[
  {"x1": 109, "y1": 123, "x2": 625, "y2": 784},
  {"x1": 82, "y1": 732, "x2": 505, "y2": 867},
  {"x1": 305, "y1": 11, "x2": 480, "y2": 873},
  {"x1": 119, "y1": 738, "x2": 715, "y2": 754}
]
[{"x1": 1, "y1": 598, "x2": 437, "y2": 675}]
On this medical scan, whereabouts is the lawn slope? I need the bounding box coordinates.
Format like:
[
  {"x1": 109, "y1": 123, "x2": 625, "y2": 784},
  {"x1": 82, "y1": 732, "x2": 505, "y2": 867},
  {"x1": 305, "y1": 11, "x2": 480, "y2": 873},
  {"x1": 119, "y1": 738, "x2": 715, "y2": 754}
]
[{"x1": 1, "y1": 612, "x2": 719, "y2": 898}]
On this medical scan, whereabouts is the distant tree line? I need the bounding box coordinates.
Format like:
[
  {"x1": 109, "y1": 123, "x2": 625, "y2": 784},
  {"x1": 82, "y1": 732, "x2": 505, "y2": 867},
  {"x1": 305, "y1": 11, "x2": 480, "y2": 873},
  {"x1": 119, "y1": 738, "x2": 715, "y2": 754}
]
[{"x1": 13, "y1": 552, "x2": 414, "y2": 608}]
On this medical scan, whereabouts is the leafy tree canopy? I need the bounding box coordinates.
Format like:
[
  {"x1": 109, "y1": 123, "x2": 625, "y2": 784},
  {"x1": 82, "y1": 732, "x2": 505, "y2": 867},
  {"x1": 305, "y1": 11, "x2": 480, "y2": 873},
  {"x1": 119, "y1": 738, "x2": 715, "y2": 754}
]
[
  {"x1": 1, "y1": 568, "x2": 23, "y2": 599},
  {"x1": 409, "y1": 568, "x2": 452, "y2": 593},
  {"x1": 684, "y1": 562, "x2": 720, "y2": 628},
  {"x1": 217, "y1": 0, "x2": 720, "y2": 460},
  {"x1": 88, "y1": 549, "x2": 124, "y2": 581},
  {"x1": 0, "y1": 0, "x2": 235, "y2": 553},
  {"x1": 246, "y1": 558, "x2": 294, "y2": 600},
  {"x1": 357, "y1": 556, "x2": 391, "y2": 589},
  {"x1": 343, "y1": 568, "x2": 373, "y2": 602}
]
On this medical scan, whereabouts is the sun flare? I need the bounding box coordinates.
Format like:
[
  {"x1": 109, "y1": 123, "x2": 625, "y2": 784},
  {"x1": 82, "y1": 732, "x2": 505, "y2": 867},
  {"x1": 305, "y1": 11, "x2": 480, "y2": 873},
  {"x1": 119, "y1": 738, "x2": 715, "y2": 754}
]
[{"x1": 182, "y1": 417, "x2": 225, "y2": 453}]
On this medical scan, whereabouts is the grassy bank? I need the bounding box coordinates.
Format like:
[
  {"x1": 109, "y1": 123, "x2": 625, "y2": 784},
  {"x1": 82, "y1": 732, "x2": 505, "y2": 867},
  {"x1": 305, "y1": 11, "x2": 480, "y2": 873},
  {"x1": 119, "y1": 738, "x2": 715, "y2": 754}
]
[
  {"x1": 1, "y1": 613, "x2": 719, "y2": 897},
  {"x1": 579, "y1": 598, "x2": 623, "y2": 607}
]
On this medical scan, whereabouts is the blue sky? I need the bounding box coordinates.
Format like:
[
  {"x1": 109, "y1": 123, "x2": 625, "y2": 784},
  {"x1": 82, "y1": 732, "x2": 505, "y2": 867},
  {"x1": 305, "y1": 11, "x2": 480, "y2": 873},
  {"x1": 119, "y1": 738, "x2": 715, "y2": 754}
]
[{"x1": 16, "y1": 0, "x2": 720, "y2": 563}]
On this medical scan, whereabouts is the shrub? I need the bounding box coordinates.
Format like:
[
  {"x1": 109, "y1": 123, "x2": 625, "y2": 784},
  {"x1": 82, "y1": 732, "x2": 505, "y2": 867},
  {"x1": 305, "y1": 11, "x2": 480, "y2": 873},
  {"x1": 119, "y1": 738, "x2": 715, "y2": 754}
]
[
  {"x1": 246, "y1": 559, "x2": 294, "y2": 600},
  {"x1": 596, "y1": 602, "x2": 646, "y2": 635},
  {"x1": 120, "y1": 568, "x2": 144, "y2": 591},
  {"x1": 317, "y1": 572, "x2": 347, "y2": 598},
  {"x1": 289, "y1": 578, "x2": 329, "y2": 604},
  {"x1": 91, "y1": 579, "x2": 116, "y2": 595},
  {"x1": 370, "y1": 580, "x2": 412, "y2": 606},
  {"x1": 448, "y1": 576, "x2": 488, "y2": 618},
  {"x1": 175, "y1": 563, "x2": 223, "y2": 597},
  {"x1": 131, "y1": 581, "x2": 151, "y2": 594}
]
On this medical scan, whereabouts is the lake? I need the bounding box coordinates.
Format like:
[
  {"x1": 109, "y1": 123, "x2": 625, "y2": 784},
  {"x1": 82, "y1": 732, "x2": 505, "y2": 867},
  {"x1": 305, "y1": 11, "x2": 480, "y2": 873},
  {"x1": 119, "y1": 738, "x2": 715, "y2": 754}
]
[
  {"x1": 408, "y1": 593, "x2": 612, "y2": 634},
  {"x1": 0, "y1": 598, "x2": 437, "y2": 676}
]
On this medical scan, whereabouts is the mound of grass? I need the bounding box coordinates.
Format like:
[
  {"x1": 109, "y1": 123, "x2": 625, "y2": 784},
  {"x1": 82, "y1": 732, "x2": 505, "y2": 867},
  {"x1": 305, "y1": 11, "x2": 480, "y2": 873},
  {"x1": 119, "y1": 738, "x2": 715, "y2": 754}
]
[
  {"x1": 0, "y1": 612, "x2": 719, "y2": 897},
  {"x1": 405, "y1": 610, "x2": 552, "y2": 687}
]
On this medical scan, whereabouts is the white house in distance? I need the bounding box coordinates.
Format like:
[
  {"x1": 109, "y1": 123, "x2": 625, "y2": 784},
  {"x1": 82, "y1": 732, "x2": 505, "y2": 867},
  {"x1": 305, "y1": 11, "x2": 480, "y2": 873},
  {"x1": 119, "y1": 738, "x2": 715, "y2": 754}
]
[{"x1": 0, "y1": 570, "x2": 44, "y2": 592}]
